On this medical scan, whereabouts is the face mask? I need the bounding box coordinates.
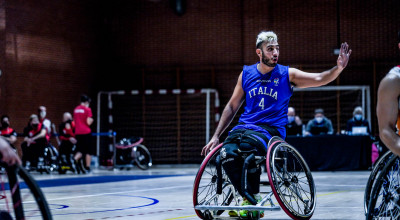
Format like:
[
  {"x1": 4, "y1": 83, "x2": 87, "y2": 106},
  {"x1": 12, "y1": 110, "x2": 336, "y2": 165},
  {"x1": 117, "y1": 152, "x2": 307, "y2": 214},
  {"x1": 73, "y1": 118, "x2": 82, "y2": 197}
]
[
  {"x1": 288, "y1": 116, "x2": 295, "y2": 123},
  {"x1": 315, "y1": 117, "x2": 323, "y2": 123},
  {"x1": 40, "y1": 111, "x2": 46, "y2": 118},
  {"x1": 354, "y1": 114, "x2": 362, "y2": 121}
]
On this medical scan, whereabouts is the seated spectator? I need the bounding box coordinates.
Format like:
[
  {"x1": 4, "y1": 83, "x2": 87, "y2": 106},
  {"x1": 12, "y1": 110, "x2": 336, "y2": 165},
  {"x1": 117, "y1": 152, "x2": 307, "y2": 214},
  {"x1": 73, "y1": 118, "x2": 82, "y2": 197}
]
[
  {"x1": 58, "y1": 112, "x2": 77, "y2": 172},
  {"x1": 21, "y1": 114, "x2": 47, "y2": 170},
  {"x1": 305, "y1": 108, "x2": 334, "y2": 136},
  {"x1": 0, "y1": 115, "x2": 17, "y2": 149},
  {"x1": 346, "y1": 106, "x2": 371, "y2": 135},
  {"x1": 38, "y1": 106, "x2": 52, "y2": 143},
  {"x1": 285, "y1": 107, "x2": 303, "y2": 136}
]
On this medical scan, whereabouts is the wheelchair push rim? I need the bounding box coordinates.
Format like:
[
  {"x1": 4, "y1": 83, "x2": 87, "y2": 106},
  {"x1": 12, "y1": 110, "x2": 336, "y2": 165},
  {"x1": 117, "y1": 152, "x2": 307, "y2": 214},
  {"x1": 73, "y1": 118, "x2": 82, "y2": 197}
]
[
  {"x1": 366, "y1": 155, "x2": 400, "y2": 220},
  {"x1": 266, "y1": 136, "x2": 316, "y2": 220},
  {"x1": 363, "y1": 151, "x2": 394, "y2": 215},
  {"x1": 0, "y1": 164, "x2": 52, "y2": 220},
  {"x1": 193, "y1": 143, "x2": 235, "y2": 219}
]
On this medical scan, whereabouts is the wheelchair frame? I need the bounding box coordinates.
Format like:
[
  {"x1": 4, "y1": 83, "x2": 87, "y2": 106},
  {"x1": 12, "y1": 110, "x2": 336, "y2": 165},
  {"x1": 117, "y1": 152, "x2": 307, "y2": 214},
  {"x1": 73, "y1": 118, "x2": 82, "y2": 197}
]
[
  {"x1": 366, "y1": 152, "x2": 400, "y2": 219},
  {"x1": 112, "y1": 136, "x2": 153, "y2": 170},
  {"x1": 193, "y1": 136, "x2": 316, "y2": 220}
]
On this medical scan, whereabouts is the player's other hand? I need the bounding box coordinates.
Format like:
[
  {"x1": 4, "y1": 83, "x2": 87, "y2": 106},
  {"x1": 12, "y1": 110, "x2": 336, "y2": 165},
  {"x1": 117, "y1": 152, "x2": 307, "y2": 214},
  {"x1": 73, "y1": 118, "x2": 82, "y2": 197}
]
[
  {"x1": 201, "y1": 137, "x2": 219, "y2": 156},
  {"x1": 0, "y1": 142, "x2": 21, "y2": 166}
]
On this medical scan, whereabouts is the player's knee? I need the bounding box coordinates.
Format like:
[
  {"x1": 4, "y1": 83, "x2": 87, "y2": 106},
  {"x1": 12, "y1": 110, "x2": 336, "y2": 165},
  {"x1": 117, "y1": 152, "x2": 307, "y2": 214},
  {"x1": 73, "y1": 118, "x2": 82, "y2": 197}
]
[{"x1": 220, "y1": 144, "x2": 238, "y2": 165}]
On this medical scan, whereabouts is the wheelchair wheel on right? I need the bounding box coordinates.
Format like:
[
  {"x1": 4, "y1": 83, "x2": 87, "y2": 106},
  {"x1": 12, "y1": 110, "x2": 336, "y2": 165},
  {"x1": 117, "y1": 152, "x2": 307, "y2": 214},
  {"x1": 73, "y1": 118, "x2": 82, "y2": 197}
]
[
  {"x1": 132, "y1": 144, "x2": 152, "y2": 170},
  {"x1": 266, "y1": 136, "x2": 316, "y2": 220},
  {"x1": 363, "y1": 150, "x2": 394, "y2": 215},
  {"x1": 0, "y1": 163, "x2": 52, "y2": 220},
  {"x1": 366, "y1": 154, "x2": 400, "y2": 220}
]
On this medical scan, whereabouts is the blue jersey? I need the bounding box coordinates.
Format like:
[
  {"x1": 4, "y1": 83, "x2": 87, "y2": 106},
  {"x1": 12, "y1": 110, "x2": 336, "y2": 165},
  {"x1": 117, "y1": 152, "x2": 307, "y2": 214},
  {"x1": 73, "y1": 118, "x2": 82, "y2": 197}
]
[{"x1": 231, "y1": 63, "x2": 293, "y2": 138}]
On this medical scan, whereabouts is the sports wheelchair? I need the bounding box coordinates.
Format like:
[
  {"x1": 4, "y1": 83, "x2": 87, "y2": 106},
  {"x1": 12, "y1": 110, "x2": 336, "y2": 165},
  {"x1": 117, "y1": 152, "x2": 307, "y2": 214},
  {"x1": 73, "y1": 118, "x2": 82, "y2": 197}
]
[
  {"x1": 23, "y1": 143, "x2": 59, "y2": 174},
  {"x1": 114, "y1": 136, "x2": 152, "y2": 170},
  {"x1": 193, "y1": 136, "x2": 316, "y2": 220},
  {"x1": 365, "y1": 150, "x2": 400, "y2": 219}
]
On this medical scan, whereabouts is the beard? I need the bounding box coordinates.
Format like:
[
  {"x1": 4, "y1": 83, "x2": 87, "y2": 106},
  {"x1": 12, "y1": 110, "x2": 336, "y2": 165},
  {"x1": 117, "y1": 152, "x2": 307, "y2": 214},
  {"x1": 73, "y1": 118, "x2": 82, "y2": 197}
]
[{"x1": 261, "y1": 53, "x2": 277, "y2": 67}]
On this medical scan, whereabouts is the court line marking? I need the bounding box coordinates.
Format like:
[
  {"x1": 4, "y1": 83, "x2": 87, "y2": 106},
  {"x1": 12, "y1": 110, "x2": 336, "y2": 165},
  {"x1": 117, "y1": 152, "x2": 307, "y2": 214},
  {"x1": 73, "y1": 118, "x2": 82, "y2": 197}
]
[
  {"x1": 45, "y1": 184, "x2": 191, "y2": 201},
  {"x1": 167, "y1": 188, "x2": 362, "y2": 220},
  {"x1": 50, "y1": 195, "x2": 159, "y2": 216}
]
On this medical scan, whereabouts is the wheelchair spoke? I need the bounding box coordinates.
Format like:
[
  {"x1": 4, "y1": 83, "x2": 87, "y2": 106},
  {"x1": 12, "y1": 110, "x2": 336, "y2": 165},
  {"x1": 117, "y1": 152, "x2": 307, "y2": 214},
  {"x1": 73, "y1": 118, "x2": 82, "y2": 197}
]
[
  {"x1": 269, "y1": 142, "x2": 315, "y2": 218},
  {"x1": 369, "y1": 158, "x2": 400, "y2": 219}
]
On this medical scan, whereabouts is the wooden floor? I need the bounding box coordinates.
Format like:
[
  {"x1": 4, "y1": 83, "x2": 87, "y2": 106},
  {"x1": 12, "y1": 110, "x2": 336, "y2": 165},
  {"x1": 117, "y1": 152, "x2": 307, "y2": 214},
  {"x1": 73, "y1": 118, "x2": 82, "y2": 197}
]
[{"x1": 26, "y1": 165, "x2": 370, "y2": 220}]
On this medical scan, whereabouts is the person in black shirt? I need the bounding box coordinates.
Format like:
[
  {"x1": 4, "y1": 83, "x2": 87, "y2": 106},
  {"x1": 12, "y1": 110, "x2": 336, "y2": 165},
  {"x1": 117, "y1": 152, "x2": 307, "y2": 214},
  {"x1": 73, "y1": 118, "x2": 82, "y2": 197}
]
[
  {"x1": 21, "y1": 114, "x2": 47, "y2": 170},
  {"x1": 285, "y1": 107, "x2": 303, "y2": 136},
  {"x1": 346, "y1": 106, "x2": 370, "y2": 135},
  {"x1": 0, "y1": 115, "x2": 17, "y2": 149},
  {"x1": 305, "y1": 108, "x2": 334, "y2": 136}
]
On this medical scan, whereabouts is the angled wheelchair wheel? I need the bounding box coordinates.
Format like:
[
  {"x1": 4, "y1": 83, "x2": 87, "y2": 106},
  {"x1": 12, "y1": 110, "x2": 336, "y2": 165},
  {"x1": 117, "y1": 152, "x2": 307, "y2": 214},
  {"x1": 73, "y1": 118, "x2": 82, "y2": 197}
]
[
  {"x1": 366, "y1": 155, "x2": 400, "y2": 220},
  {"x1": 364, "y1": 151, "x2": 394, "y2": 215},
  {"x1": 193, "y1": 144, "x2": 235, "y2": 219},
  {"x1": 266, "y1": 136, "x2": 316, "y2": 220},
  {"x1": 0, "y1": 163, "x2": 52, "y2": 220},
  {"x1": 132, "y1": 144, "x2": 152, "y2": 170}
]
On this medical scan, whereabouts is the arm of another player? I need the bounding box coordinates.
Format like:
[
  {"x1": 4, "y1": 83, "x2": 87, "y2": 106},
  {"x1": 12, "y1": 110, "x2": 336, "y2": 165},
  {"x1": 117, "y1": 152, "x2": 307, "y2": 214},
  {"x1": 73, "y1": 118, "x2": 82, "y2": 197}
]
[
  {"x1": 0, "y1": 137, "x2": 21, "y2": 165},
  {"x1": 289, "y1": 42, "x2": 352, "y2": 88},
  {"x1": 377, "y1": 73, "x2": 400, "y2": 156},
  {"x1": 201, "y1": 72, "x2": 245, "y2": 156}
]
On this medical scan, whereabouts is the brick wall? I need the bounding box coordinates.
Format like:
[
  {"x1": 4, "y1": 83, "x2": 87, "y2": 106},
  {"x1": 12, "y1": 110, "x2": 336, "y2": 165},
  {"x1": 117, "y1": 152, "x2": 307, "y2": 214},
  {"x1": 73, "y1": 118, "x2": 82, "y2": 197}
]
[{"x1": 1, "y1": 0, "x2": 399, "y2": 160}]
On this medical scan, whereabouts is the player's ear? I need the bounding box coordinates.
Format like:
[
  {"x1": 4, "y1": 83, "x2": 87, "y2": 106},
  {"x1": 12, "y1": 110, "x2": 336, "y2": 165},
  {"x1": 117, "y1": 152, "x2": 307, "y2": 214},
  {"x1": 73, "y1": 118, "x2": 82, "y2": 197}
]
[{"x1": 256, "y1": 48, "x2": 262, "y2": 57}]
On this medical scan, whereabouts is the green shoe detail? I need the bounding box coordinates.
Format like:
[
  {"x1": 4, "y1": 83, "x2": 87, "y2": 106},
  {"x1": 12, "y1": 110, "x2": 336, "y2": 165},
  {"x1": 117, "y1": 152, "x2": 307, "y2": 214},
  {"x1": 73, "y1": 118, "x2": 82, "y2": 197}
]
[
  {"x1": 239, "y1": 198, "x2": 252, "y2": 217},
  {"x1": 228, "y1": 210, "x2": 238, "y2": 217}
]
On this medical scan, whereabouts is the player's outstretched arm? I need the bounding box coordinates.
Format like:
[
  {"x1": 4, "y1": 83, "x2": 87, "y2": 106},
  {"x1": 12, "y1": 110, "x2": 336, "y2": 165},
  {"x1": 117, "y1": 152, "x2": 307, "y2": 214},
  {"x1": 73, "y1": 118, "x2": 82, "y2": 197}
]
[
  {"x1": 201, "y1": 72, "x2": 245, "y2": 156},
  {"x1": 377, "y1": 73, "x2": 400, "y2": 156},
  {"x1": 289, "y1": 42, "x2": 352, "y2": 88}
]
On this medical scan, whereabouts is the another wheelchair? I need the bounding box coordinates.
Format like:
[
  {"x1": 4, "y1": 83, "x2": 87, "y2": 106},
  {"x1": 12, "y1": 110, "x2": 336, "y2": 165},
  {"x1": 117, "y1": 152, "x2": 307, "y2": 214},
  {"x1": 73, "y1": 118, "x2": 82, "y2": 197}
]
[
  {"x1": 37, "y1": 144, "x2": 59, "y2": 174},
  {"x1": 0, "y1": 161, "x2": 52, "y2": 219},
  {"x1": 23, "y1": 143, "x2": 59, "y2": 174},
  {"x1": 114, "y1": 136, "x2": 152, "y2": 170},
  {"x1": 365, "y1": 151, "x2": 400, "y2": 219},
  {"x1": 193, "y1": 136, "x2": 316, "y2": 220}
]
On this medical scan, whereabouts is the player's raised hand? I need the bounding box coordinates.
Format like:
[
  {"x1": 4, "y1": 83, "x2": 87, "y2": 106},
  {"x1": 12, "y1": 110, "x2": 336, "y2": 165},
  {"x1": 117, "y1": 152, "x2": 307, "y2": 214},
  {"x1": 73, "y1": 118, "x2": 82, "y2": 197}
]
[{"x1": 337, "y1": 42, "x2": 352, "y2": 69}]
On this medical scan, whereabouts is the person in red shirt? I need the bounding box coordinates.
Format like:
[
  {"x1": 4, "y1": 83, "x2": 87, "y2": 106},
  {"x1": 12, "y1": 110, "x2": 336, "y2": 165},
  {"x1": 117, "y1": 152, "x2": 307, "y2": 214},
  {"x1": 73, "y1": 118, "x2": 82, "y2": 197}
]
[
  {"x1": 73, "y1": 95, "x2": 94, "y2": 173},
  {"x1": 21, "y1": 114, "x2": 47, "y2": 170},
  {"x1": 0, "y1": 115, "x2": 17, "y2": 149},
  {"x1": 58, "y1": 112, "x2": 77, "y2": 173}
]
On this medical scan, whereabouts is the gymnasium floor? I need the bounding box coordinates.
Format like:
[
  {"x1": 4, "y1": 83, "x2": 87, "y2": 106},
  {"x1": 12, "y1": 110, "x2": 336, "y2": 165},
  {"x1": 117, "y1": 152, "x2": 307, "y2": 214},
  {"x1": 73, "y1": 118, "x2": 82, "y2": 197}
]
[{"x1": 30, "y1": 165, "x2": 370, "y2": 220}]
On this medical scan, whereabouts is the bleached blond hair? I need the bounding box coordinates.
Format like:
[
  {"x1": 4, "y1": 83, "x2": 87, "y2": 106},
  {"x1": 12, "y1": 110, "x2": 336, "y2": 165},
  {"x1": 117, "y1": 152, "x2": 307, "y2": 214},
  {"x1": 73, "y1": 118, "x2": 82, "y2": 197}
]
[{"x1": 256, "y1": 31, "x2": 278, "y2": 48}]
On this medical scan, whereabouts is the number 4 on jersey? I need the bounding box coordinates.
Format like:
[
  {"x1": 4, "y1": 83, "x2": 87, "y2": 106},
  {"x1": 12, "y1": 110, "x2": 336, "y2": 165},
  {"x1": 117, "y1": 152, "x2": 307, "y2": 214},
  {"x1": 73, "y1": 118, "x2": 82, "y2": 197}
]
[{"x1": 259, "y1": 98, "x2": 265, "y2": 110}]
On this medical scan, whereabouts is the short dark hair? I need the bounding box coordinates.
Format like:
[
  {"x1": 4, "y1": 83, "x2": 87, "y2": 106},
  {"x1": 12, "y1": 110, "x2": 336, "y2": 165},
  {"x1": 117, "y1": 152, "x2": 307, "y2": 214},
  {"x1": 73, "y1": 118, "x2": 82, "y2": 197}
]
[
  {"x1": 81, "y1": 94, "x2": 91, "y2": 103},
  {"x1": 314, "y1": 108, "x2": 324, "y2": 114}
]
